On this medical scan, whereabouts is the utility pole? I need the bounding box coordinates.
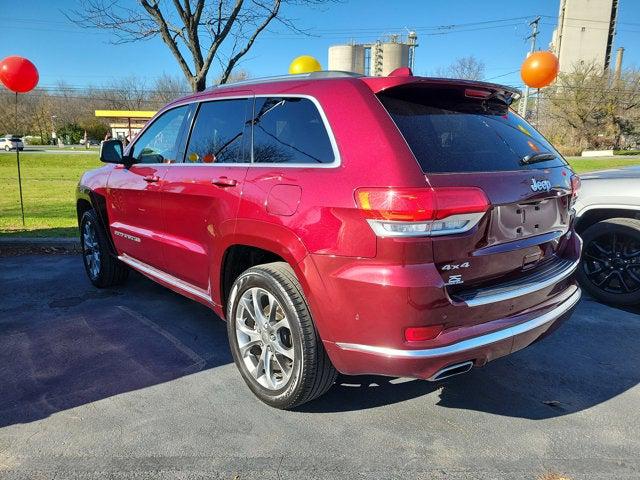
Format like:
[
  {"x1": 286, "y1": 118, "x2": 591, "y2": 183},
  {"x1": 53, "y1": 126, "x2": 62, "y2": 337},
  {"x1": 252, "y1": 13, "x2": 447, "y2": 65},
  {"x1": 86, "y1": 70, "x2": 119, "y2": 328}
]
[{"x1": 518, "y1": 16, "x2": 541, "y2": 118}]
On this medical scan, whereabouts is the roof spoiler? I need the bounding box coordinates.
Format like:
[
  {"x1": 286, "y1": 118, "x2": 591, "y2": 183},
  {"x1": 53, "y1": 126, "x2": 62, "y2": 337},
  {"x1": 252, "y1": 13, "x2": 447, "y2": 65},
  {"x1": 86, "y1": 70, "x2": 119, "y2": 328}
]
[{"x1": 362, "y1": 75, "x2": 521, "y2": 103}]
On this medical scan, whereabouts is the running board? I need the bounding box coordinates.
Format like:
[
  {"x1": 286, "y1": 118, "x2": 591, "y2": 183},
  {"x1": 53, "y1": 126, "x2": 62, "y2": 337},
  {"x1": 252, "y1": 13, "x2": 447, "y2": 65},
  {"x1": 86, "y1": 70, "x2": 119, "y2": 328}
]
[{"x1": 118, "y1": 254, "x2": 212, "y2": 304}]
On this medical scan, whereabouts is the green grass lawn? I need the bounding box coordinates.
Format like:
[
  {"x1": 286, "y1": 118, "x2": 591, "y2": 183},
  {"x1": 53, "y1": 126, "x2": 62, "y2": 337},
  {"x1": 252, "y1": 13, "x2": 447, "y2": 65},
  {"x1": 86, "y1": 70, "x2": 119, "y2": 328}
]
[
  {"x1": 1, "y1": 152, "x2": 639, "y2": 238},
  {"x1": 0, "y1": 152, "x2": 101, "y2": 237},
  {"x1": 565, "y1": 156, "x2": 640, "y2": 174}
]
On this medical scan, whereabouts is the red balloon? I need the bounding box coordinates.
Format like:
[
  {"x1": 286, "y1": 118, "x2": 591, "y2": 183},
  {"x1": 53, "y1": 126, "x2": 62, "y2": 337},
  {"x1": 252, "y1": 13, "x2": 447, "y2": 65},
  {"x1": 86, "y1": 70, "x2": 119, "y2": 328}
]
[{"x1": 0, "y1": 56, "x2": 39, "y2": 93}]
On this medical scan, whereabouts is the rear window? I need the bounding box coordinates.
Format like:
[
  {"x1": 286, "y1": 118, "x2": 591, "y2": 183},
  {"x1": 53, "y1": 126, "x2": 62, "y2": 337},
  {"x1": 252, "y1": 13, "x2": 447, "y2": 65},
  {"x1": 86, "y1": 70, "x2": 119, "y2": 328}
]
[
  {"x1": 378, "y1": 86, "x2": 566, "y2": 173},
  {"x1": 187, "y1": 99, "x2": 250, "y2": 163}
]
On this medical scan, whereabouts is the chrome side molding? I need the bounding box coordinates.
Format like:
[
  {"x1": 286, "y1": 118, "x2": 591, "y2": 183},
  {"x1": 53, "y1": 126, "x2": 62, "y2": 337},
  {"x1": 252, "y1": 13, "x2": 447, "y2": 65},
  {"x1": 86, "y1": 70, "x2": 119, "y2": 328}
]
[{"x1": 118, "y1": 254, "x2": 212, "y2": 303}]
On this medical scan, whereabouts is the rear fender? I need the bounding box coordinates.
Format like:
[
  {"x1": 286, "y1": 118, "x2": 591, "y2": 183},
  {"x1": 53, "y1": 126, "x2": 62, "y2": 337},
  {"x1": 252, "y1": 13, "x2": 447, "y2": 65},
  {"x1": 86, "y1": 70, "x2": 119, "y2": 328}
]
[{"x1": 214, "y1": 219, "x2": 332, "y2": 340}]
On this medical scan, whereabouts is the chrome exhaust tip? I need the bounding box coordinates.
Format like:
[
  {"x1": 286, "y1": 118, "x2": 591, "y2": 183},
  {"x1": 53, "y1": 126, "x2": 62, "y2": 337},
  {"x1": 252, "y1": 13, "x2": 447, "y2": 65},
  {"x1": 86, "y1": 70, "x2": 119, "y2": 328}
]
[{"x1": 428, "y1": 361, "x2": 474, "y2": 382}]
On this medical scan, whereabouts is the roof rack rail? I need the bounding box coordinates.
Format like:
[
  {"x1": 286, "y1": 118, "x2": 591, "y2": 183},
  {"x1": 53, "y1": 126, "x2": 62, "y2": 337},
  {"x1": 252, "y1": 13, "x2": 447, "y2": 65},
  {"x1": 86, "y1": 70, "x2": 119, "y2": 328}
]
[{"x1": 208, "y1": 70, "x2": 363, "y2": 90}]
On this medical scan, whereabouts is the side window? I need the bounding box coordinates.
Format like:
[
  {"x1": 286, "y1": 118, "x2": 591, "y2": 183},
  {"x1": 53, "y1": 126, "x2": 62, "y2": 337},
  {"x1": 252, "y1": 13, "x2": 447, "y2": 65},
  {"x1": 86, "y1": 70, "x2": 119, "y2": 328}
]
[
  {"x1": 185, "y1": 98, "x2": 250, "y2": 164},
  {"x1": 252, "y1": 97, "x2": 335, "y2": 164},
  {"x1": 130, "y1": 106, "x2": 189, "y2": 164}
]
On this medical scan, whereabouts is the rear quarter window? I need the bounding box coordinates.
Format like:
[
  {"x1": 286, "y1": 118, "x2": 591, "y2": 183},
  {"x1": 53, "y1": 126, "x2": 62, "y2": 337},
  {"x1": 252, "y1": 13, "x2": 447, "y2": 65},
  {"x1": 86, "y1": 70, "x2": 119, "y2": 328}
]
[
  {"x1": 252, "y1": 97, "x2": 335, "y2": 164},
  {"x1": 378, "y1": 86, "x2": 566, "y2": 173}
]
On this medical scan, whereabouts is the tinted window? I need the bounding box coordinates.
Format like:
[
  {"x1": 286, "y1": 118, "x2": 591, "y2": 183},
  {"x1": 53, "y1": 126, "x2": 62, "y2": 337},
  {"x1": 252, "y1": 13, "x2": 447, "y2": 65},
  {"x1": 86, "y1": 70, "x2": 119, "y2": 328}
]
[
  {"x1": 130, "y1": 106, "x2": 189, "y2": 164},
  {"x1": 186, "y1": 99, "x2": 250, "y2": 164},
  {"x1": 252, "y1": 97, "x2": 334, "y2": 164},
  {"x1": 378, "y1": 87, "x2": 566, "y2": 173}
]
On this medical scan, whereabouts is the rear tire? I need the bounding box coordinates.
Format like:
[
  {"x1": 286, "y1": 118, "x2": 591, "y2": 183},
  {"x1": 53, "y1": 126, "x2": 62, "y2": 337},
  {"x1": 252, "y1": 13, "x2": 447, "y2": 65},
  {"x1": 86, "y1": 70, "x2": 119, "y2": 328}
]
[
  {"x1": 80, "y1": 210, "x2": 129, "y2": 288},
  {"x1": 577, "y1": 217, "x2": 640, "y2": 306},
  {"x1": 227, "y1": 262, "x2": 337, "y2": 409}
]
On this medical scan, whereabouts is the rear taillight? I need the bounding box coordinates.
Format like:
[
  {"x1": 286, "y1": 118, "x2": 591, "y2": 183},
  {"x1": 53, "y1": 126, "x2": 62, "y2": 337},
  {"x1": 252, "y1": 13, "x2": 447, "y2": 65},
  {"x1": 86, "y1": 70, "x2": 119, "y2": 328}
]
[
  {"x1": 570, "y1": 174, "x2": 580, "y2": 207},
  {"x1": 355, "y1": 187, "x2": 489, "y2": 237}
]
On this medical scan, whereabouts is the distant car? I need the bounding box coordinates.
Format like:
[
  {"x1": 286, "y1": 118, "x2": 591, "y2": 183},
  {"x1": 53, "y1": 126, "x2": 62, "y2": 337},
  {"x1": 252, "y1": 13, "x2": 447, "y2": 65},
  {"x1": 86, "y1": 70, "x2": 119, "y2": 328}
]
[
  {"x1": 0, "y1": 136, "x2": 24, "y2": 151},
  {"x1": 575, "y1": 166, "x2": 640, "y2": 305}
]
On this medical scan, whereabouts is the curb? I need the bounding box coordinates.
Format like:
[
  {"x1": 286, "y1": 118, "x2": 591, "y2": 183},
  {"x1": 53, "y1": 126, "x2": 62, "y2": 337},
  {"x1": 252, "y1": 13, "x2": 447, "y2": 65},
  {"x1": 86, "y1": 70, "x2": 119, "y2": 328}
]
[
  {"x1": 0, "y1": 237, "x2": 81, "y2": 254},
  {"x1": 0, "y1": 237, "x2": 80, "y2": 247}
]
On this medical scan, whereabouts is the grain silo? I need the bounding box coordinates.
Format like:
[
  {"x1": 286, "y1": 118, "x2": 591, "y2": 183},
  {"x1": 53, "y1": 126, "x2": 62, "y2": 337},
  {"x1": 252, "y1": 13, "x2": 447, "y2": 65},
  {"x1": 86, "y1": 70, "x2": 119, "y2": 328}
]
[
  {"x1": 327, "y1": 33, "x2": 417, "y2": 77},
  {"x1": 379, "y1": 36, "x2": 410, "y2": 76},
  {"x1": 328, "y1": 44, "x2": 366, "y2": 74}
]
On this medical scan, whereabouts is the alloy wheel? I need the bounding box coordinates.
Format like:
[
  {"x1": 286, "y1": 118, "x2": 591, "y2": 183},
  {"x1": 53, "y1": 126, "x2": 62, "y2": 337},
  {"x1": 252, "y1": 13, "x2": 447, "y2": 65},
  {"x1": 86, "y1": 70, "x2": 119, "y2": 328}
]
[
  {"x1": 235, "y1": 287, "x2": 295, "y2": 390},
  {"x1": 82, "y1": 220, "x2": 101, "y2": 280},
  {"x1": 582, "y1": 231, "x2": 640, "y2": 294}
]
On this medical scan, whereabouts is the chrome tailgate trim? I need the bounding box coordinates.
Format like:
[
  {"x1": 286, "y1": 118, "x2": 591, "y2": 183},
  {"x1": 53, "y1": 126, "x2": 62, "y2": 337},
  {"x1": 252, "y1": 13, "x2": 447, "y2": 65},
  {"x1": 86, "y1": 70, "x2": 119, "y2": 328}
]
[{"x1": 452, "y1": 255, "x2": 580, "y2": 307}]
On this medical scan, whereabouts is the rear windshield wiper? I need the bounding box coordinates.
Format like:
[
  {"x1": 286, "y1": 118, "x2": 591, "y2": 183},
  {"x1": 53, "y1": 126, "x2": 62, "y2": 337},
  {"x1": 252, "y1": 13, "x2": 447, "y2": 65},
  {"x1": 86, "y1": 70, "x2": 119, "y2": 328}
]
[{"x1": 520, "y1": 153, "x2": 557, "y2": 165}]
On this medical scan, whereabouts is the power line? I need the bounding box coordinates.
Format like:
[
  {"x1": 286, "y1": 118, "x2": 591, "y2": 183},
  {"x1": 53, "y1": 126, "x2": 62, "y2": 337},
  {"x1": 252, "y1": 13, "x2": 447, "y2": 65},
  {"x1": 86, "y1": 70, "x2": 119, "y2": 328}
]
[
  {"x1": 6, "y1": 13, "x2": 639, "y2": 29},
  {"x1": 486, "y1": 70, "x2": 521, "y2": 81},
  {"x1": 537, "y1": 14, "x2": 640, "y2": 27}
]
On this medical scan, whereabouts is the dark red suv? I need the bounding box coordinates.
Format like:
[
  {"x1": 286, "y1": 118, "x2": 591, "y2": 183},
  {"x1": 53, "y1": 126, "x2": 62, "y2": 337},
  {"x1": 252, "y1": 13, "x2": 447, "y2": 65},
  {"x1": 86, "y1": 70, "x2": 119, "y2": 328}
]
[{"x1": 77, "y1": 70, "x2": 582, "y2": 409}]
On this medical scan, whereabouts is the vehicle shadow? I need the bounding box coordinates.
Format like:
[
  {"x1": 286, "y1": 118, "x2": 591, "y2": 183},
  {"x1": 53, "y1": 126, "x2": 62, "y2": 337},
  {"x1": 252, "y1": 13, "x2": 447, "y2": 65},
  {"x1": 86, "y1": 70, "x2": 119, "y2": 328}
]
[
  {"x1": 0, "y1": 254, "x2": 232, "y2": 428},
  {"x1": 1, "y1": 254, "x2": 638, "y2": 426},
  {"x1": 299, "y1": 297, "x2": 640, "y2": 418}
]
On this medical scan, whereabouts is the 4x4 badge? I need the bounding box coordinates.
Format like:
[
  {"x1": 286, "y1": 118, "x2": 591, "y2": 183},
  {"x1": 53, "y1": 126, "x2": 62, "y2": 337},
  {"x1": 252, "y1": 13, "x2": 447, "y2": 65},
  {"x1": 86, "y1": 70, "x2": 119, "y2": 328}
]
[{"x1": 530, "y1": 178, "x2": 552, "y2": 192}]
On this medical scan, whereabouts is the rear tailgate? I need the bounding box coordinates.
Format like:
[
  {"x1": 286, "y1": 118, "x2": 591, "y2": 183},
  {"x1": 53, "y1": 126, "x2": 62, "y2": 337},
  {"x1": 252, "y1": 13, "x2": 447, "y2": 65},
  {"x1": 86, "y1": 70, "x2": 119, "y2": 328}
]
[{"x1": 376, "y1": 81, "x2": 578, "y2": 295}]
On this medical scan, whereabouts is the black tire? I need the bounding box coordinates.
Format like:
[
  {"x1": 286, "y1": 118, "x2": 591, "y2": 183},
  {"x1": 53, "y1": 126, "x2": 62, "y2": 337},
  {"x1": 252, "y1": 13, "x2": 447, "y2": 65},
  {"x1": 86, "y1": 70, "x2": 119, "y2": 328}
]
[
  {"x1": 226, "y1": 262, "x2": 337, "y2": 409},
  {"x1": 80, "y1": 210, "x2": 129, "y2": 288},
  {"x1": 577, "y1": 217, "x2": 640, "y2": 306},
  {"x1": 4, "y1": 145, "x2": 9, "y2": 151}
]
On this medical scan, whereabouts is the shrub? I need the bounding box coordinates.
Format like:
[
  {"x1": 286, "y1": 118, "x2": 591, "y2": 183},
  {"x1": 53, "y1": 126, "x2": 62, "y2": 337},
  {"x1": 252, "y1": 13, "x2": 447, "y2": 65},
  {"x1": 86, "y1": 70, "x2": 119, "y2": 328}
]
[{"x1": 613, "y1": 149, "x2": 640, "y2": 155}]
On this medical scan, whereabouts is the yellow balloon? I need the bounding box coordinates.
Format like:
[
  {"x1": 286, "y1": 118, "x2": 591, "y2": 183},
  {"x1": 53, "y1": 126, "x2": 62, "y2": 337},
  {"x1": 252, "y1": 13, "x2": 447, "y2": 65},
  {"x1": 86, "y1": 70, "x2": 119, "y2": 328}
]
[{"x1": 288, "y1": 55, "x2": 322, "y2": 74}]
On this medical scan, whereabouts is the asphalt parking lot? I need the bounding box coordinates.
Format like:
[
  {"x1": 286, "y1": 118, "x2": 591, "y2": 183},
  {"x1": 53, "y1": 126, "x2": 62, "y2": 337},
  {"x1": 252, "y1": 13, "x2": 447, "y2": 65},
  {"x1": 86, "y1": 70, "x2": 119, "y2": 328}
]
[{"x1": 1, "y1": 254, "x2": 639, "y2": 479}]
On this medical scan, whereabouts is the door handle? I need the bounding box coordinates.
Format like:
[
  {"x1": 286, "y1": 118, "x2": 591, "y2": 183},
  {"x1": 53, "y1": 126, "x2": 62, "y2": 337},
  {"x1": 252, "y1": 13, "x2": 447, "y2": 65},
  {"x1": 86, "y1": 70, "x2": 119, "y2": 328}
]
[
  {"x1": 143, "y1": 175, "x2": 160, "y2": 183},
  {"x1": 212, "y1": 176, "x2": 238, "y2": 187}
]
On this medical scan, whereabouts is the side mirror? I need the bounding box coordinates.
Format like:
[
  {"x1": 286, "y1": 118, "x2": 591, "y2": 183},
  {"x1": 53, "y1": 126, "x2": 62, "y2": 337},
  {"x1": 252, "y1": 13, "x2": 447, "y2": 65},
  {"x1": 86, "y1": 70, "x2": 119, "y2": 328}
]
[{"x1": 100, "y1": 139, "x2": 124, "y2": 164}]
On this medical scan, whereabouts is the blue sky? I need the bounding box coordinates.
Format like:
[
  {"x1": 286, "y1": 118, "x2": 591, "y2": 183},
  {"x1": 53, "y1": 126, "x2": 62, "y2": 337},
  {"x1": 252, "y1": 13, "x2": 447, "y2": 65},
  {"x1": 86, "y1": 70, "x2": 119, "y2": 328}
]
[{"x1": 1, "y1": 0, "x2": 638, "y2": 91}]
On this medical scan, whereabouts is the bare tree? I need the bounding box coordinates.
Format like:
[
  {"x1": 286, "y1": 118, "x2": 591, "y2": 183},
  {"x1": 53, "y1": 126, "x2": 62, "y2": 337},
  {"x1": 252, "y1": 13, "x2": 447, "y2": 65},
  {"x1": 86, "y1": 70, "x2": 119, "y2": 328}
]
[
  {"x1": 0, "y1": 90, "x2": 31, "y2": 136},
  {"x1": 605, "y1": 68, "x2": 640, "y2": 149},
  {"x1": 541, "y1": 62, "x2": 640, "y2": 152},
  {"x1": 69, "y1": 0, "x2": 327, "y2": 92},
  {"x1": 26, "y1": 92, "x2": 55, "y2": 143},
  {"x1": 150, "y1": 73, "x2": 190, "y2": 104},
  {"x1": 435, "y1": 56, "x2": 485, "y2": 80},
  {"x1": 213, "y1": 68, "x2": 249, "y2": 85},
  {"x1": 544, "y1": 63, "x2": 608, "y2": 150},
  {"x1": 104, "y1": 76, "x2": 151, "y2": 110}
]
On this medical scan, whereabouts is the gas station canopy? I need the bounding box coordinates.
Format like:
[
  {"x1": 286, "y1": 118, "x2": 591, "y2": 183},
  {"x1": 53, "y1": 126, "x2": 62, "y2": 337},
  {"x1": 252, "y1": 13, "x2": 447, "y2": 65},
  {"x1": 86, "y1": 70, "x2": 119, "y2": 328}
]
[
  {"x1": 95, "y1": 110, "x2": 157, "y2": 140},
  {"x1": 94, "y1": 110, "x2": 157, "y2": 119}
]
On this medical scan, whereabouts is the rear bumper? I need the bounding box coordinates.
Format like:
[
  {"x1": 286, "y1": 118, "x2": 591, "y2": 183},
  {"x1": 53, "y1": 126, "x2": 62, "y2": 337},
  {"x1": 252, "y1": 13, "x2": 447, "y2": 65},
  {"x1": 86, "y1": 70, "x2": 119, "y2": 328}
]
[
  {"x1": 323, "y1": 285, "x2": 580, "y2": 380},
  {"x1": 301, "y1": 232, "x2": 582, "y2": 380}
]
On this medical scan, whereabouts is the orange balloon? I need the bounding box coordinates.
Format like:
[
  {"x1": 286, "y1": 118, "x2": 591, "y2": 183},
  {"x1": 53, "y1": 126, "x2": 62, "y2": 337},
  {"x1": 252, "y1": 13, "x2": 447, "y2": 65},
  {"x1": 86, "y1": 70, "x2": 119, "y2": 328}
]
[{"x1": 520, "y1": 51, "x2": 559, "y2": 88}]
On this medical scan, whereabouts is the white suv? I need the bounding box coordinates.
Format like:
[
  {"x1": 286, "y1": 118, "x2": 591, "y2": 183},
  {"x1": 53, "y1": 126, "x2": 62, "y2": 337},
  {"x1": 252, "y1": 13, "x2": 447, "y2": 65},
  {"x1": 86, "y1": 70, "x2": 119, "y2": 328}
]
[{"x1": 0, "y1": 137, "x2": 24, "y2": 151}]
